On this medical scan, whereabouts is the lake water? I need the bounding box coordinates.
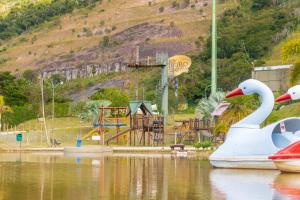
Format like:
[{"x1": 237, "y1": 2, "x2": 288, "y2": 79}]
[{"x1": 0, "y1": 153, "x2": 298, "y2": 200}]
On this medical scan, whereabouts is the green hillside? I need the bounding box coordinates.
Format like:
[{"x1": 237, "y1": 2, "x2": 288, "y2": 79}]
[
  {"x1": 265, "y1": 27, "x2": 300, "y2": 66},
  {"x1": 0, "y1": 0, "x2": 239, "y2": 73}
]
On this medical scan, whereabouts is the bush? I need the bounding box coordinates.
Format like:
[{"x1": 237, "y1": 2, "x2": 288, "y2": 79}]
[
  {"x1": 159, "y1": 6, "x2": 164, "y2": 13},
  {"x1": 90, "y1": 88, "x2": 129, "y2": 107},
  {"x1": 23, "y1": 70, "x2": 37, "y2": 83},
  {"x1": 172, "y1": 1, "x2": 179, "y2": 8},
  {"x1": 193, "y1": 140, "x2": 212, "y2": 149},
  {"x1": 3, "y1": 104, "x2": 39, "y2": 126},
  {"x1": 45, "y1": 102, "x2": 71, "y2": 118},
  {"x1": 99, "y1": 36, "x2": 110, "y2": 48}
]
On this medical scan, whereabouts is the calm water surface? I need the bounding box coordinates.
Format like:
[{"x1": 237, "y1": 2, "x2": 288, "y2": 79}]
[{"x1": 0, "y1": 153, "x2": 299, "y2": 200}]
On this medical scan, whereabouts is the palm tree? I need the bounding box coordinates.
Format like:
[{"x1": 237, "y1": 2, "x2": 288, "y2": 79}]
[
  {"x1": 78, "y1": 100, "x2": 111, "y2": 124},
  {"x1": 195, "y1": 91, "x2": 225, "y2": 120},
  {"x1": 214, "y1": 96, "x2": 258, "y2": 136}
]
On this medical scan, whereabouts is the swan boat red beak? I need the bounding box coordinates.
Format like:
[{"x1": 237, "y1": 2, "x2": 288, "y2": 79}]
[
  {"x1": 226, "y1": 88, "x2": 244, "y2": 98},
  {"x1": 276, "y1": 93, "x2": 292, "y2": 102}
]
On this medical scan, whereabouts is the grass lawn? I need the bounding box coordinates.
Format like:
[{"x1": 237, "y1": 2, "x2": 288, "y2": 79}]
[{"x1": 11, "y1": 112, "x2": 195, "y2": 147}]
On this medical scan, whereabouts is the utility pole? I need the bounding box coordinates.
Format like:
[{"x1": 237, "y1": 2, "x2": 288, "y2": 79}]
[
  {"x1": 40, "y1": 75, "x2": 50, "y2": 146},
  {"x1": 211, "y1": 0, "x2": 217, "y2": 96},
  {"x1": 49, "y1": 79, "x2": 63, "y2": 147},
  {"x1": 156, "y1": 52, "x2": 169, "y2": 124}
]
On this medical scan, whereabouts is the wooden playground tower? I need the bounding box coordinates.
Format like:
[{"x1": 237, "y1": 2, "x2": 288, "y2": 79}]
[{"x1": 127, "y1": 101, "x2": 164, "y2": 146}]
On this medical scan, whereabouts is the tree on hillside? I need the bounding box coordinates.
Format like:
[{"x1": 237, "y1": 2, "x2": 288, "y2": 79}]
[
  {"x1": 282, "y1": 39, "x2": 300, "y2": 63},
  {"x1": 90, "y1": 88, "x2": 129, "y2": 107},
  {"x1": 0, "y1": 72, "x2": 29, "y2": 106},
  {"x1": 0, "y1": 96, "x2": 12, "y2": 130},
  {"x1": 23, "y1": 69, "x2": 38, "y2": 83}
]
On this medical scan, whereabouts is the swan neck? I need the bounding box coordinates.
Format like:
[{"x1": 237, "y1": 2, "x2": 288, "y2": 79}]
[{"x1": 234, "y1": 86, "x2": 274, "y2": 127}]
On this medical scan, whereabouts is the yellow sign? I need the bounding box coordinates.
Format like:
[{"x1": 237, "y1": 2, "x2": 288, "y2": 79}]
[{"x1": 168, "y1": 55, "x2": 192, "y2": 77}]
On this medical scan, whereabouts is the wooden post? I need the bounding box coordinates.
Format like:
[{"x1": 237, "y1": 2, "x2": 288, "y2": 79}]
[
  {"x1": 117, "y1": 108, "x2": 120, "y2": 144},
  {"x1": 130, "y1": 116, "x2": 132, "y2": 146},
  {"x1": 162, "y1": 116, "x2": 165, "y2": 146},
  {"x1": 147, "y1": 116, "x2": 150, "y2": 146},
  {"x1": 134, "y1": 115, "x2": 136, "y2": 146},
  {"x1": 142, "y1": 116, "x2": 145, "y2": 146}
]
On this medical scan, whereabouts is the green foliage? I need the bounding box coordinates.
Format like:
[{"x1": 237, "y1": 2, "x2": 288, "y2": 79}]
[
  {"x1": 170, "y1": 10, "x2": 283, "y2": 104},
  {"x1": 78, "y1": 100, "x2": 111, "y2": 124},
  {"x1": 0, "y1": 72, "x2": 29, "y2": 106},
  {"x1": 289, "y1": 62, "x2": 300, "y2": 86},
  {"x1": 99, "y1": 36, "x2": 120, "y2": 48},
  {"x1": 282, "y1": 39, "x2": 300, "y2": 62},
  {"x1": 22, "y1": 69, "x2": 38, "y2": 83},
  {"x1": 200, "y1": 0, "x2": 298, "y2": 91},
  {"x1": 178, "y1": 55, "x2": 211, "y2": 104},
  {"x1": 0, "y1": 95, "x2": 11, "y2": 113},
  {"x1": 214, "y1": 95, "x2": 259, "y2": 135},
  {"x1": 0, "y1": 0, "x2": 101, "y2": 40},
  {"x1": 91, "y1": 88, "x2": 129, "y2": 107},
  {"x1": 99, "y1": 36, "x2": 110, "y2": 48},
  {"x1": 193, "y1": 140, "x2": 212, "y2": 149},
  {"x1": 2, "y1": 104, "x2": 39, "y2": 126},
  {"x1": 265, "y1": 102, "x2": 300, "y2": 124},
  {"x1": 159, "y1": 6, "x2": 164, "y2": 13},
  {"x1": 195, "y1": 91, "x2": 225, "y2": 120},
  {"x1": 172, "y1": 1, "x2": 179, "y2": 8},
  {"x1": 251, "y1": 0, "x2": 272, "y2": 11},
  {"x1": 50, "y1": 74, "x2": 65, "y2": 85}
]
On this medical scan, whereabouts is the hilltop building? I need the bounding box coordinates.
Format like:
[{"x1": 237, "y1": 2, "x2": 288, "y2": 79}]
[{"x1": 252, "y1": 64, "x2": 293, "y2": 92}]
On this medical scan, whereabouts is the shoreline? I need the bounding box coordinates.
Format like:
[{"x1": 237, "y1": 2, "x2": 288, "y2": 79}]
[{"x1": 0, "y1": 146, "x2": 213, "y2": 157}]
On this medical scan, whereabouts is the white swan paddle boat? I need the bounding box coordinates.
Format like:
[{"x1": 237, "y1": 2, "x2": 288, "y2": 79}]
[
  {"x1": 209, "y1": 79, "x2": 300, "y2": 169},
  {"x1": 268, "y1": 85, "x2": 300, "y2": 173}
]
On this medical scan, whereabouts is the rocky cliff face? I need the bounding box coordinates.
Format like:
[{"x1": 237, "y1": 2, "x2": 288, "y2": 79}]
[{"x1": 38, "y1": 22, "x2": 194, "y2": 80}]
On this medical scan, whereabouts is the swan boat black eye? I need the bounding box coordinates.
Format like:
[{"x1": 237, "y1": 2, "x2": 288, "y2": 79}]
[{"x1": 243, "y1": 87, "x2": 246, "y2": 90}]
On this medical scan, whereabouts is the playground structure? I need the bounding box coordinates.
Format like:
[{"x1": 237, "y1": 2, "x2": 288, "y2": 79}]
[
  {"x1": 82, "y1": 101, "x2": 164, "y2": 146},
  {"x1": 174, "y1": 119, "x2": 213, "y2": 145}
]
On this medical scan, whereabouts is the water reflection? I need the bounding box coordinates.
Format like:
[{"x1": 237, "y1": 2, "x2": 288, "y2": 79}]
[
  {"x1": 2, "y1": 153, "x2": 300, "y2": 200},
  {"x1": 210, "y1": 169, "x2": 279, "y2": 200},
  {"x1": 0, "y1": 153, "x2": 212, "y2": 200},
  {"x1": 273, "y1": 173, "x2": 300, "y2": 200},
  {"x1": 210, "y1": 169, "x2": 300, "y2": 200}
]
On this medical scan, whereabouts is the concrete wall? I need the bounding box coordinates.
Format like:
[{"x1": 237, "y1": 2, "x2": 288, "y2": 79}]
[{"x1": 252, "y1": 68, "x2": 290, "y2": 92}]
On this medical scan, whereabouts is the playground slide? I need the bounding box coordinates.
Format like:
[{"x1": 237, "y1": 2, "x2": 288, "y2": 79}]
[
  {"x1": 82, "y1": 127, "x2": 100, "y2": 140},
  {"x1": 105, "y1": 128, "x2": 132, "y2": 144}
]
